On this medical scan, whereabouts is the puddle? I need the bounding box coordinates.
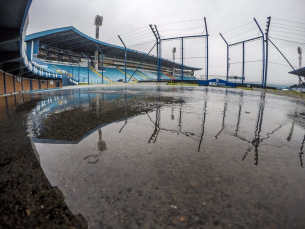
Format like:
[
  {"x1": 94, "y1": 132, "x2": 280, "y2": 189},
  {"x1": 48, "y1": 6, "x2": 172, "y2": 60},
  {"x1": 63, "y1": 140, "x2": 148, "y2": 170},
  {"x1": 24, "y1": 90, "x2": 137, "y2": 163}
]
[{"x1": 2, "y1": 85, "x2": 305, "y2": 228}]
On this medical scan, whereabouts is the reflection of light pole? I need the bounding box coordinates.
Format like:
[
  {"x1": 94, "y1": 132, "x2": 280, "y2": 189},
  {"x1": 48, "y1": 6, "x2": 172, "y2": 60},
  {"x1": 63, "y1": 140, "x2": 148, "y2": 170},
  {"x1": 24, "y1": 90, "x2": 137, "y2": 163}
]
[
  {"x1": 298, "y1": 47, "x2": 302, "y2": 85},
  {"x1": 98, "y1": 129, "x2": 107, "y2": 151}
]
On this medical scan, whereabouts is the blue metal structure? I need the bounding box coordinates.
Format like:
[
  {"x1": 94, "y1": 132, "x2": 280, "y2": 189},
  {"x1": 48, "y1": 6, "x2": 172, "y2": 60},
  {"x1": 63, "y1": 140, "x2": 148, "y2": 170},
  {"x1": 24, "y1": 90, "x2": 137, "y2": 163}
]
[
  {"x1": 73, "y1": 57, "x2": 81, "y2": 83},
  {"x1": 95, "y1": 45, "x2": 104, "y2": 84},
  {"x1": 150, "y1": 25, "x2": 162, "y2": 82},
  {"x1": 181, "y1": 37, "x2": 184, "y2": 81},
  {"x1": 219, "y1": 33, "x2": 229, "y2": 81},
  {"x1": 81, "y1": 52, "x2": 90, "y2": 85},
  {"x1": 118, "y1": 35, "x2": 127, "y2": 83}
]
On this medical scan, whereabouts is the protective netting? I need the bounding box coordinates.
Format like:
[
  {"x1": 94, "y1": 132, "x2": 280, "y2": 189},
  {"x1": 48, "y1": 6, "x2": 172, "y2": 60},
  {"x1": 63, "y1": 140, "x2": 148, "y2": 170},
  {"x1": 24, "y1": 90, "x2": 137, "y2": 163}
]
[
  {"x1": 266, "y1": 37, "x2": 305, "y2": 88},
  {"x1": 227, "y1": 37, "x2": 264, "y2": 85},
  {"x1": 160, "y1": 36, "x2": 207, "y2": 80}
]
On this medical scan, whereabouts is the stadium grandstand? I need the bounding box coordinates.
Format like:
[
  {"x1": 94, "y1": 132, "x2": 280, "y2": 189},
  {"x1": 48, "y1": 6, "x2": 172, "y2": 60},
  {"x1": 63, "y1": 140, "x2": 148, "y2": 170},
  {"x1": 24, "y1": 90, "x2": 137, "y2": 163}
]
[
  {"x1": 24, "y1": 26, "x2": 200, "y2": 86},
  {"x1": 0, "y1": 0, "x2": 200, "y2": 95}
]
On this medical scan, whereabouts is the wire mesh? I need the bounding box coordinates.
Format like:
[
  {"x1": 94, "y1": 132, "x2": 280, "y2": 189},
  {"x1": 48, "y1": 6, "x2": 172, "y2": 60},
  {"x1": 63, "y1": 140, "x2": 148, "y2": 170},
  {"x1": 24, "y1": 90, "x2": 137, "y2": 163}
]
[
  {"x1": 266, "y1": 37, "x2": 305, "y2": 89},
  {"x1": 228, "y1": 43, "x2": 243, "y2": 82},
  {"x1": 227, "y1": 37, "x2": 264, "y2": 85},
  {"x1": 160, "y1": 36, "x2": 207, "y2": 80},
  {"x1": 160, "y1": 39, "x2": 181, "y2": 80},
  {"x1": 184, "y1": 36, "x2": 207, "y2": 80},
  {"x1": 265, "y1": 18, "x2": 305, "y2": 89},
  {"x1": 244, "y1": 38, "x2": 264, "y2": 85}
]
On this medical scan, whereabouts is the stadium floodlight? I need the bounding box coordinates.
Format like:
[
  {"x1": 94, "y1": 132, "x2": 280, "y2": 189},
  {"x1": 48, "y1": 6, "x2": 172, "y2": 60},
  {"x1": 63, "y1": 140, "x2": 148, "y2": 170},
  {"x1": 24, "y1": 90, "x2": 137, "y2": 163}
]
[
  {"x1": 94, "y1": 15, "x2": 103, "y2": 39},
  {"x1": 172, "y1": 47, "x2": 176, "y2": 62}
]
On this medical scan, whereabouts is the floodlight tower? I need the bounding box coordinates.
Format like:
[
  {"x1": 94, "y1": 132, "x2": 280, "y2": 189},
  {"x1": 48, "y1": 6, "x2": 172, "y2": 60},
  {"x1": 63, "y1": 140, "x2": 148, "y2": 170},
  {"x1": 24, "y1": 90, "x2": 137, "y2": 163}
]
[
  {"x1": 94, "y1": 15, "x2": 103, "y2": 71},
  {"x1": 298, "y1": 47, "x2": 302, "y2": 84},
  {"x1": 172, "y1": 47, "x2": 176, "y2": 77},
  {"x1": 94, "y1": 15, "x2": 103, "y2": 39}
]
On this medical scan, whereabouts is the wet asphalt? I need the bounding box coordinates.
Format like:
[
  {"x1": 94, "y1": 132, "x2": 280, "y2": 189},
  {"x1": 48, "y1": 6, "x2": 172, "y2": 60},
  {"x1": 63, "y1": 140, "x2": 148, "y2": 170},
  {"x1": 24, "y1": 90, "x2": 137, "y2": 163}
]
[{"x1": 1, "y1": 85, "x2": 305, "y2": 228}]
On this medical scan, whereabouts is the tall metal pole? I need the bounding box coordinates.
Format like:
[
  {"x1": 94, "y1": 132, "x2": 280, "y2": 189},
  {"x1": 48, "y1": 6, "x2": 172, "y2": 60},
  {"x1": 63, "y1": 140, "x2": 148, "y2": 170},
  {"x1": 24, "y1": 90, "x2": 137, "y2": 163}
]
[
  {"x1": 253, "y1": 18, "x2": 265, "y2": 88},
  {"x1": 242, "y1": 41, "x2": 245, "y2": 84},
  {"x1": 150, "y1": 24, "x2": 161, "y2": 82},
  {"x1": 155, "y1": 25, "x2": 161, "y2": 82},
  {"x1": 73, "y1": 57, "x2": 80, "y2": 83},
  {"x1": 204, "y1": 17, "x2": 209, "y2": 81},
  {"x1": 118, "y1": 35, "x2": 127, "y2": 83},
  {"x1": 95, "y1": 45, "x2": 104, "y2": 84},
  {"x1": 181, "y1": 37, "x2": 184, "y2": 81},
  {"x1": 220, "y1": 33, "x2": 229, "y2": 82},
  {"x1": 81, "y1": 52, "x2": 90, "y2": 85},
  {"x1": 264, "y1": 16, "x2": 271, "y2": 88}
]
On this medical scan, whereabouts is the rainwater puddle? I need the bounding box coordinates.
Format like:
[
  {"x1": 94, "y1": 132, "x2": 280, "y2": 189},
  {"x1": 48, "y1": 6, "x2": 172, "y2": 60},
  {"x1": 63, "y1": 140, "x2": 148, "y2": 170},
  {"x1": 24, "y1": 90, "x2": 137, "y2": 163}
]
[{"x1": 6, "y1": 85, "x2": 305, "y2": 228}]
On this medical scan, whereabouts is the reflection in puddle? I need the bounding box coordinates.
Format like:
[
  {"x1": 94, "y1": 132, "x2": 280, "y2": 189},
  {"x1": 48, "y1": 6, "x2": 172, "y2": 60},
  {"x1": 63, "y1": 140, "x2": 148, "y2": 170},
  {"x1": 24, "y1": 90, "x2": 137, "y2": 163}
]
[{"x1": 21, "y1": 86, "x2": 305, "y2": 228}]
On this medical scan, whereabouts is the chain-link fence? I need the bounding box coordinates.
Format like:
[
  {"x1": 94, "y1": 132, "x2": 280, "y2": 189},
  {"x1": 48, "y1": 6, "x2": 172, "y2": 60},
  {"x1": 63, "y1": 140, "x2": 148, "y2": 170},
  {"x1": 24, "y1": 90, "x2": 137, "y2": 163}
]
[
  {"x1": 265, "y1": 17, "x2": 305, "y2": 89},
  {"x1": 266, "y1": 37, "x2": 305, "y2": 88},
  {"x1": 227, "y1": 38, "x2": 264, "y2": 85},
  {"x1": 220, "y1": 19, "x2": 265, "y2": 86},
  {"x1": 160, "y1": 36, "x2": 208, "y2": 81}
]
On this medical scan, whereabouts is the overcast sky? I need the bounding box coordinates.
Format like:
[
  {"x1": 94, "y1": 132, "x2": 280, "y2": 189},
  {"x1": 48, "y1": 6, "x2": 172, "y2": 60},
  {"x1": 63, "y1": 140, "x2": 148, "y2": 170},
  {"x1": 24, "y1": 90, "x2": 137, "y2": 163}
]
[{"x1": 27, "y1": 0, "x2": 305, "y2": 76}]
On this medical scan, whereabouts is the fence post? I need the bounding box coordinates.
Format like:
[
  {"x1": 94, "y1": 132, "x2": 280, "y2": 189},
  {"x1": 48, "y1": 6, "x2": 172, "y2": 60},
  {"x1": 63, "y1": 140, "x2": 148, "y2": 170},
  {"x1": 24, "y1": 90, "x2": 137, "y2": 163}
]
[
  {"x1": 154, "y1": 25, "x2": 161, "y2": 82},
  {"x1": 219, "y1": 33, "x2": 229, "y2": 82},
  {"x1": 204, "y1": 17, "x2": 209, "y2": 81},
  {"x1": 81, "y1": 52, "x2": 90, "y2": 85},
  {"x1": 73, "y1": 57, "x2": 80, "y2": 83},
  {"x1": 253, "y1": 18, "x2": 265, "y2": 88},
  {"x1": 118, "y1": 35, "x2": 127, "y2": 83},
  {"x1": 150, "y1": 25, "x2": 161, "y2": 82},
  {"x1": 264, "y1": 16, "x2": 271, "y2": 88},
  {"x1": 242, "y1": 41, "x2": 245, "y2": 84},
  {"x1": 95, "y1": 45, "x2": 104, "y2": 84},
  {"x1": 181, "y1": 37, "x2": 184, "y2": 81}
]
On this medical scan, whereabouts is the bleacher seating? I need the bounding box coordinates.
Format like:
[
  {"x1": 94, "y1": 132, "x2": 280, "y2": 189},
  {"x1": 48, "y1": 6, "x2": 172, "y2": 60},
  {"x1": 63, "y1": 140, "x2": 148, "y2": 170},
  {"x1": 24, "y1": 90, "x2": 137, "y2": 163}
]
[
  {"x1": 125, "y1": 69, "x2": 147, "y2": 81},
  {"x1": 32, "y1": 60, "x2": 196, "y2": 83},
  {"x1": 103, "y1": 67, "x2": 128, "y2": 82},
  {"x1": 138, "y1": 70, "x2": 158, "y2": 80}
]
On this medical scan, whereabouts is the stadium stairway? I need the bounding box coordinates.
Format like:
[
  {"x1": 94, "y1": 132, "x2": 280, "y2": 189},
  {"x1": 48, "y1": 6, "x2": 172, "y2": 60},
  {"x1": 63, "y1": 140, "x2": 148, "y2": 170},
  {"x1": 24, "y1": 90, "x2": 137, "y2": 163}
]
[
  {"x1": 135, "y1": 70, "x2": 149, "y2": 80},
  {"x1": 89, "y1": 67, "x2": 113, "y2": 84},
  {"x1": 125, "y1": 69, "x2": 148, "y2": 81},
  {"x1": 151, "y1": 72, "x2": 172, "y2": 80},
  {"x1": 138, "y1": 70, "x2": 157, "y2": 80},
  {"x1": 116, "y1": 67, "x2": 138, "y2": 83},
  {"x1": 165, "y1": 73, "x2": 175, "y2": 80}
]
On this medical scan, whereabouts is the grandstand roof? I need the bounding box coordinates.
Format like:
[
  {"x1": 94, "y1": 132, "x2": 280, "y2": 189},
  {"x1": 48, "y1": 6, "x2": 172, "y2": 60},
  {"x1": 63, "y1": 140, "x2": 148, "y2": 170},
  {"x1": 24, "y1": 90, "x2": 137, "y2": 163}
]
[
  {"x1": 0, "y1": 0, "x2": 32, "y2": 73},
  {"x1": 289, "y1": 67, "x2": 305, "y2": 77},
  {"x1": 25, "y1": 26, "x2": 201, "y2": 71}
]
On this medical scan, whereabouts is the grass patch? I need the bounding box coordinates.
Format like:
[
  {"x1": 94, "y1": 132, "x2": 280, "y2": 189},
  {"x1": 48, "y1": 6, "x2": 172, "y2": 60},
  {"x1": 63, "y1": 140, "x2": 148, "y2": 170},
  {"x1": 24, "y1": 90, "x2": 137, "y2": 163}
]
[
  {"x1": 167, "y1": 83, "x2": 199, "y2": 86},
  {"x1": 236, "y1": 87, "x2": 253, "y2": 91}
]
